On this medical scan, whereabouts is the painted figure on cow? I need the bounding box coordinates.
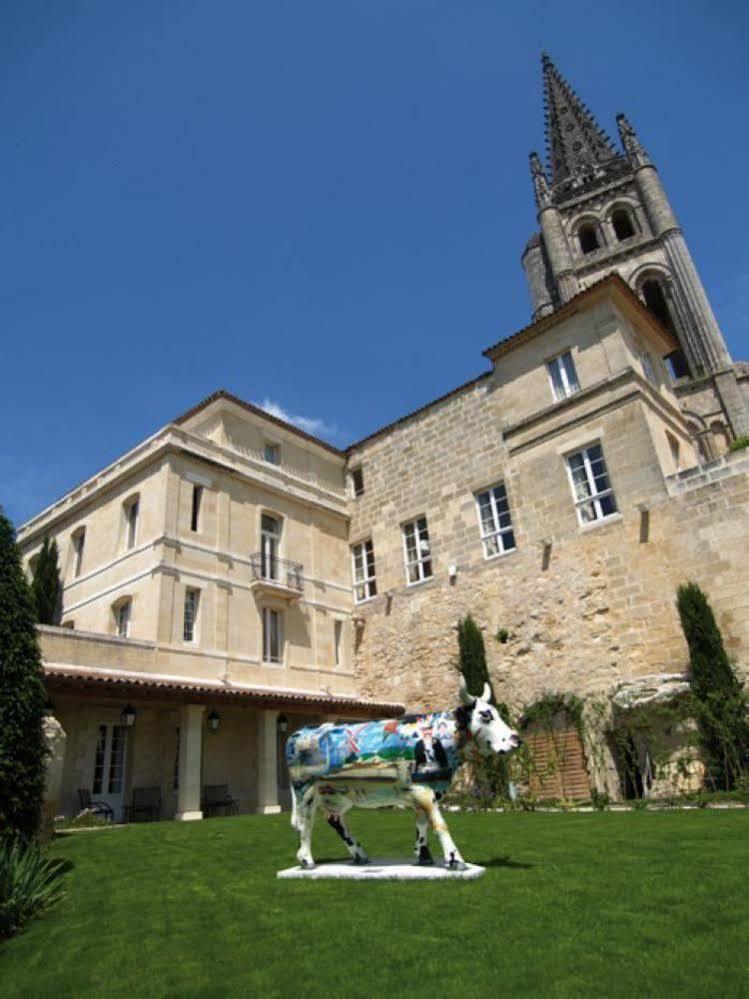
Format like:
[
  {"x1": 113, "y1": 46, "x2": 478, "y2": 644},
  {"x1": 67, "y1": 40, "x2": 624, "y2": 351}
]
[{"x1": 285, "y1": 679, "x2": 521, "y2": 870}]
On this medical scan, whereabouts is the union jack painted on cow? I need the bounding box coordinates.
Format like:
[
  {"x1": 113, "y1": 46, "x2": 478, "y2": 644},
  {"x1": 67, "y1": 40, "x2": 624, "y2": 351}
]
[{"x1": 285, "y1": 679, "x2": 521, "y2": 870}]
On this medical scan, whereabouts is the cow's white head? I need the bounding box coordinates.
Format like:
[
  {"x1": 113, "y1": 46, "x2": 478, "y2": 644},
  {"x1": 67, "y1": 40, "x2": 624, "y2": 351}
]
[{"x1": 458, "y1": 678, "x2": 521, "y2": 756}]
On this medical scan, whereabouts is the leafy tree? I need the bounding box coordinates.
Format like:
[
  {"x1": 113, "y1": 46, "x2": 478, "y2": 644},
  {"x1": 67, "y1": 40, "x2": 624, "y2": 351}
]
[
  {"x1": 30, "y1": 537, "x2": 61, "y2": 626},
  {"x1": 456, "y1": 614, "x2": 509, "y2": 800},
  {"x1": 677, "y1": 582, "x2": 749, "y2": 790},
  {"x1": 0, "y1": 508, "x2": 48, "y2": 840}
]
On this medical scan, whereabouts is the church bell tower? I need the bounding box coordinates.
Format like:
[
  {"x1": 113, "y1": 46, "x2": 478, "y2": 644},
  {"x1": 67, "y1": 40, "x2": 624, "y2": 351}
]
[{"x1": 522, "y1": 54, "x2": 748, "y2": 438}]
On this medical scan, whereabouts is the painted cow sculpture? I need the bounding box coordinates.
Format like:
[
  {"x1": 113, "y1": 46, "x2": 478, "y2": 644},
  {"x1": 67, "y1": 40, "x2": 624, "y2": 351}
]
[{"x1": 286, "y1": 679, "x2": 521, "y2": 870}]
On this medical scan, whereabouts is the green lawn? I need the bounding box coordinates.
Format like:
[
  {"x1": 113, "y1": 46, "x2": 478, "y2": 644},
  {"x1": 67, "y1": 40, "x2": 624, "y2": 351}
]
[{"x1": 2, "y1": 810, "x2": 748, "y2": 998}]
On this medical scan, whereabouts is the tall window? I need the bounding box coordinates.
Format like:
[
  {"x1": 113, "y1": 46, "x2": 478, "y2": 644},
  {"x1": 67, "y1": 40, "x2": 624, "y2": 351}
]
[
  {"x1": 190, "y1": 484, "x2": 203, "y2": 532},
  {"x1": 334, "y1": 620, "x2": 343, "y2": 667},
  {"x1": 260, "y1": 514, "x2": 281, "y2": 581},
  {"x1": 92, "y1": 724, "x2": 126, "y2": 795},
  {"x1": 115, "y1": 599, "x2": 131, "y2": 638},
  {"x1": 566, "y1": 443, "x2": 618, "y2": 525},
  {"x1": 72, "y1": 528, "x2": 85, "y2": 578},
  {"x1": 642, "y1": 279, "x2": 674, "y2": 333},
  {"x1": 183, "y1": 588, "x2": 200, "y2": 642},
  {"x1": 125, "y1": 498, "x2": 139, "y2": 549},
  {"x1": 350, "y1": 467, "x2": 364, "y2": 497},
  {"x1": 351, "y1": 540, "x2": 377, "y2": 603},
  {"x1": 475, "y1": 483, "x2": 516, "y2": 558},
  {"x1": 638, "y1": 350, "x2": 658, "y2": 386},
  {"x1": 578, "y1": 223, "x2": 599, "y2": 254},
  {"x1": 262, "y1": 607, "x2": 282, "y2": 663},
  {"x1": 547, "y1": 350, "x2": 580, "y2": 401},
  {"x1": 612, "y1": 208, "x2": 635, "y2": 241},
  {"x1": 264, "y1": 443, "x2": 280, "y2": 465},
  {"x1": 402, "y1": 516, "x2": 433, "y2": 585}
]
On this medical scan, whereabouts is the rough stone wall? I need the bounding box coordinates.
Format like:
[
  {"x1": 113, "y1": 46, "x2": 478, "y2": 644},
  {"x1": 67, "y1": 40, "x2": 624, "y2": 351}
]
[{"x1": 348, "y1": 374, "x2": 749, "y2": 721}]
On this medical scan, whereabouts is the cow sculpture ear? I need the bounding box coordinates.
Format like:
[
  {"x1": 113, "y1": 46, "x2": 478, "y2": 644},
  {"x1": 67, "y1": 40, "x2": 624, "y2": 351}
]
[
  {"x1": 459, "y1": 676, "x2": 473, "y2": 705},
  {"x1": 482, "y1": 682, "x2": 491, "y2": 703}
]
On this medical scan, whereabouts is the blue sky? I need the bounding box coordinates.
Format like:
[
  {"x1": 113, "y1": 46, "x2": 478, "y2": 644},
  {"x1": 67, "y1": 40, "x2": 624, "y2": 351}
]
[{"x1": 2, "y1": 1, "x2": 748, "y2": 526}]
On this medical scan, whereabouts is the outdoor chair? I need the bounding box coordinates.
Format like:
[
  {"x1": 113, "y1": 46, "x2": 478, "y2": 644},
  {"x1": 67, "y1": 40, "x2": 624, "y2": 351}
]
[
  {"x1": 201, "y1": 784, "x2": 240, "y2": 817},
  {"x1": 77, "y1": 788, "x2": 114, "y2": 821},
  {"x1": 125, "y1": 786, "x2": 162, "y2": 822}
]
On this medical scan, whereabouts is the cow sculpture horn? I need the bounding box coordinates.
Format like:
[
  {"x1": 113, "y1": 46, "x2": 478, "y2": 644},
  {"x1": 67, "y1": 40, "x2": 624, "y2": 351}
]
[
  {"x1": 482, "y1": 682, "x2": 491, "y2": 702},
  {"x1": 458, "y1": 676, "x2": 473, "y2": 705}
]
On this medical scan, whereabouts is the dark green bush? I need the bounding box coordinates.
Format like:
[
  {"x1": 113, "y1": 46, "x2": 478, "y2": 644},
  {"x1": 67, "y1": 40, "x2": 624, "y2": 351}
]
[
  {"x1": 677, "y1": 582, "x2": 749, "y2": 790},
  {"x1": 728, "y1": 435, "x2": 749, "y2": 453},
  {"x1": 30, "y1": 536, "x2": 62, "y2": 626},
  {"x1": 0, "y1": 838, "x2": 68, "y2": 938},
  {"x1": 0, "y1": 508, "x2": 48, "y2": 840}
]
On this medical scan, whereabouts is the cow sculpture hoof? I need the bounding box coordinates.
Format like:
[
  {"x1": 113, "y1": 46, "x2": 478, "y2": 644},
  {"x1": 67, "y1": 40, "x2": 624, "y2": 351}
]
[
  {"x1": 300, "y1": 860, "x2": 316, "y2": 870},
  {"x1": 448, "y1": 859, "x2": 468, "y2": 872},
  {"x1": 352, "y1": 855, "x2": 370, "y2": 866}
]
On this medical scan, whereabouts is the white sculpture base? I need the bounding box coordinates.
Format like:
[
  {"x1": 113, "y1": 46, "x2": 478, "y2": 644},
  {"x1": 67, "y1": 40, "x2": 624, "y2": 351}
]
[{"x1": 277, "y1": 859, "x2": 485, "y2": 881}]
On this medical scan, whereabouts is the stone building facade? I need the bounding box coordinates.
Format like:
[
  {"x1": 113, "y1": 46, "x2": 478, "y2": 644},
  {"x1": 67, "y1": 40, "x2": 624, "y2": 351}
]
[{"x1": 16, "y1": 57, "x2": 749, "y2": 811}]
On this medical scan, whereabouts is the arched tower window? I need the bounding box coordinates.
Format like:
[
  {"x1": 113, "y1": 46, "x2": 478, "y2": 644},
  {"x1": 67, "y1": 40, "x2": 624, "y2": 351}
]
[
  {"x1": 578, "y1": 224, "x2": 599, "y2": 255},
  {"x1": 612, "y1": 209, "x2": 635, "y2": 241},
  {"x1": 642, "y1": 279, "x2": 674, "y2": 332}
]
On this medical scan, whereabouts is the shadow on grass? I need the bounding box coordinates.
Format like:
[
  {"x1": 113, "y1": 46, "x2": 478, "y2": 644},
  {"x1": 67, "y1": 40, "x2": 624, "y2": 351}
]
[{"x1": 475, "y1": 855, "x2": 533, "y2": 869}]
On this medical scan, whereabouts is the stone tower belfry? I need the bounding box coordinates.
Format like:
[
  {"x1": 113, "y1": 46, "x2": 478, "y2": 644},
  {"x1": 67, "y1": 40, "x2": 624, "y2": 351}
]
[{"x1": 521, "y1": 54, "x2": 749, "y2": 439}]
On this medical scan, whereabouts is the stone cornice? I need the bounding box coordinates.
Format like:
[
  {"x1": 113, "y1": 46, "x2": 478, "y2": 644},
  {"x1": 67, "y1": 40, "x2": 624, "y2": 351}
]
[{"x1": 18, "y1": 425, "x2": 348, "y2": 545}]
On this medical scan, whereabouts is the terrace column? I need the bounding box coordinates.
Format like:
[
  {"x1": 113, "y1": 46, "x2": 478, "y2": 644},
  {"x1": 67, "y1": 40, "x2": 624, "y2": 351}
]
[
  {"x1": 176, "y1": 704, "x2": 205, "y2": 821},
  {"x1": 256, "y1": 709, "x2": 281, "y2": 814}
]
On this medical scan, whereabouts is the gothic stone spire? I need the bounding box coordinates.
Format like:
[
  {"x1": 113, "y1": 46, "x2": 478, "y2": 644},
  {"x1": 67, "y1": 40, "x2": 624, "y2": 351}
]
[{"x1": 542, "y1": 53, "x2": 617, "y2": 185}]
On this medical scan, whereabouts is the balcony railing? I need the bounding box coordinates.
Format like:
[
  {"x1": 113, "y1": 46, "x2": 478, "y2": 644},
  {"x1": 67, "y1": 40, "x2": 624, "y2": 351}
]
[{"x1": 248, "y1": 555, "x2": 304, "y2": 597}]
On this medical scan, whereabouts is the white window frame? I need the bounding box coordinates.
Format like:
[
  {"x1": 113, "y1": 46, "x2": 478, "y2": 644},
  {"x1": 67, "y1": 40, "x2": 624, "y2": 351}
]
[
  {"x1": 475, "y1": 483, "x2": 517, "y2": 559},
  {"x1": 402, "y1": 516, "x2": 433, "y2": 586},
  {"x1": 351, "y1": 539, "x2": 377, "y2": 603},
  {"x1": 183, "y1": 588, "x2": 200, "y2": 643},
  {"x1": 115, "y1": 599, "x2": 131, "y2": 639},
  {"x1": 124, "y1": 497, "x2": 139, "y2": 550},
  {"x1": 547, "y1": 350, "x2": 581, "y2": 402},
  {"x1": 262, "y1": 606, "x2": 283, "y2": 664},
  {"x1": 565, "y1": 442, "x2": 618, "y2": 525},
  {"x1": 264, "y1": 442, "x2": 280, "y2": 466}
]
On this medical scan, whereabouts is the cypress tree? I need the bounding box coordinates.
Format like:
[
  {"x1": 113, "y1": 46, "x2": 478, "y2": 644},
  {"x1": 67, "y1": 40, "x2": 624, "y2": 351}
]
[
  {"x1": 30, "y1": 537, "x2": 62, "y2": 626},
  {"x1": 457, "y1": 615, "x2": 494, "y2": 702},
  {"x1": 0, "y1": 508, "x2": 48, "y2": 839},
  {"x1": 677, "y1": 582, "x2": 749, "y2": 790},
  {"x1": 456, "y1": 614, "x2": 509, "y2": 799}
]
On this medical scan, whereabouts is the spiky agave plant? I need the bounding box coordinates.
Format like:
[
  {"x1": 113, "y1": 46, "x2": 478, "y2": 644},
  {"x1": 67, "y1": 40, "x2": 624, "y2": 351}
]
[{"x1": 0, "y1": 837, "x2": 68, "y2": 938}]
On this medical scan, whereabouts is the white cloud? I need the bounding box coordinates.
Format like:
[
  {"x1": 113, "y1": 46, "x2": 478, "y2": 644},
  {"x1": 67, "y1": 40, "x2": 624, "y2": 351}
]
[{"x1": 258, "y1": 398, "x2": 339, "y2": 439}]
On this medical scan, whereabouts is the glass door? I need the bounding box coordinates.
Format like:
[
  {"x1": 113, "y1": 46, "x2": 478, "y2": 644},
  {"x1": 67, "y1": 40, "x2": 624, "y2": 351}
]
[
  {"x1": 91, "y1": 724, "x2": 128, "y2": 821},
  {"x1": 260, "y1": 515, "x2": 280, "y2": 581}
]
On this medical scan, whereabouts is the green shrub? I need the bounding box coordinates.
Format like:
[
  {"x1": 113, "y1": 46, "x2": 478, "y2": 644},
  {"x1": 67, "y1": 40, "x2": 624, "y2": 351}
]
[
  {"x1": 0, "y1": 838, "x2": 68, "y2": 938},
  {"x1": 728, "y1": 435, "x2": 749, "y2": 453},
  {"x1": 30, "y1": 536, "x2": 62, "y2": 626},
  {"x1": 0, "y1": 508, "x2": 49, "y2": 840},
  {"x1": 676, "y1": 582, "x2": 749, "y2": 790}
]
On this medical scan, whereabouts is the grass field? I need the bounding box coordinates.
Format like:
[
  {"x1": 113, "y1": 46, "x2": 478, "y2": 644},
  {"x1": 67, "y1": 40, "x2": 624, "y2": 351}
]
[{"x1": 2, "y1": 810, "x2": 748, "y2": 998}]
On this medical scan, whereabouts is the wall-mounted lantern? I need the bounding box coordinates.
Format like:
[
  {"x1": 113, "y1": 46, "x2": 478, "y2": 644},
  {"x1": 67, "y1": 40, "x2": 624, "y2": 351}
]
[
  {"x1": 207, "y1": 709, "x2": 221, "y2": 734},
  {"x1": 120, "y1": 704, "x2": 136, "y2": 728}
]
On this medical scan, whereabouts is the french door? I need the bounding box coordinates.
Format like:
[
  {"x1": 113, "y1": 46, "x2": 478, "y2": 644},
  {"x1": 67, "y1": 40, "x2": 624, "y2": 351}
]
[
  {"x1": 91, "y1": 723, "x2": 128, "y2": 821},
  {"x1": 260, "y1": 515, "x2": 280, "y2": 581}
]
